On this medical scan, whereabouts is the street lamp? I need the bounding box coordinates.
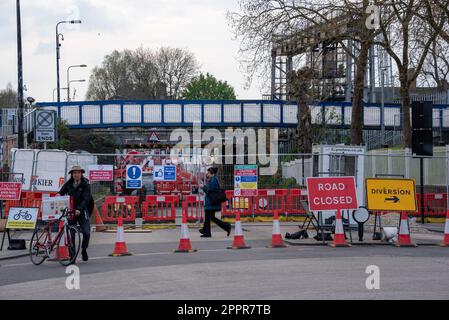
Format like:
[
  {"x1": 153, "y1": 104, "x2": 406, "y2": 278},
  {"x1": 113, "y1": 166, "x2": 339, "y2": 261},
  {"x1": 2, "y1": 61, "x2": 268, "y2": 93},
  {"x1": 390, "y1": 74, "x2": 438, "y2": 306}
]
[
  {"x1": 53, "y1": 88, "x2": 68, "y2": 102},
  {"x1": 56, "y1": 20, "x2": 82, "y2": 106},
  {"x1": 67, "y1": 64, "x2": 87, "y2": 101},
  {"x1": 68, "y1": 80, "x2": 86, "y2": 101}
]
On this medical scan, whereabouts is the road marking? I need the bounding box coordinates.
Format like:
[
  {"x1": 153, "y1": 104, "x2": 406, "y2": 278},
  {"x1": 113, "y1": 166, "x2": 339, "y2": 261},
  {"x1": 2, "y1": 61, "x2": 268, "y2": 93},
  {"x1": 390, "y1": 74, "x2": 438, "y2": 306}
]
[{"x1": 1, "y1": 246, "x2": 303, "y2": 268}]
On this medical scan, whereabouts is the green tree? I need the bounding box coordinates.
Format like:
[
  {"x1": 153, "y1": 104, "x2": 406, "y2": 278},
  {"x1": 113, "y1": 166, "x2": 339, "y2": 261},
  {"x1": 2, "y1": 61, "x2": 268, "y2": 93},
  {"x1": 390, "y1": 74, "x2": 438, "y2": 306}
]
[
  {"x1": 46, "y1": 120, "x2": 117, "y2": 157},
  {"x1": 181, "y1": 73, "x2": 237, "y2": 100}
]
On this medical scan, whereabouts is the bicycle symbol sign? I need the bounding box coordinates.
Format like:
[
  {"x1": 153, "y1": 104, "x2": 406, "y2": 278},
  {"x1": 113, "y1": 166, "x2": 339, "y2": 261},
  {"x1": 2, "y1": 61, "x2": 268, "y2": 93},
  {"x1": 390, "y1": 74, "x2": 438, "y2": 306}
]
[{"x1": 6, "y1": 207, "x2": 39, "y2": 230}]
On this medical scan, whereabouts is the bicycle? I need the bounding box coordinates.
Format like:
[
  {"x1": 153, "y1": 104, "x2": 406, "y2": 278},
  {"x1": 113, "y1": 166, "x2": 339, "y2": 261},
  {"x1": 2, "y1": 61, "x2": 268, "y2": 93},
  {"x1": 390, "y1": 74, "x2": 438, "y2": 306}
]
[
  {"x1": 14, "y1": 210, "x2": 33, "y2": 221},
  {"x1": 29, "y1": 208, "x2": 81, "y2": 266}
]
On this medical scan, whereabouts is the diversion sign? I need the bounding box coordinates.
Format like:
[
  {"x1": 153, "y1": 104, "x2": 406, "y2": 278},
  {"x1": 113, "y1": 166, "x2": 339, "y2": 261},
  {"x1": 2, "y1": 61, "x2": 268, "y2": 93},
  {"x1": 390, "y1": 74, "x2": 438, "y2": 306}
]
[{"x1": 366, "y1": 179, "x2": 417, "y2": 212}]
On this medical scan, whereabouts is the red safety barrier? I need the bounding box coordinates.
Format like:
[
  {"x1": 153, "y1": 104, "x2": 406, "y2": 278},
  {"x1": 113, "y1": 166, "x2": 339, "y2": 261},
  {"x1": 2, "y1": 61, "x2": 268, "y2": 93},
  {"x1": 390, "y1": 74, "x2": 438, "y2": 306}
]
[
  {"x1": 141, "y1": 195, "x2": 177, "y2": 223},
  {"x1": 221, "y1": 191, "x2": 253, "y2": 218},
  {"x1": 414, "y1": 193, "x2": 448, "y2": 218},
  {"x1": 285, "y1": 189, "x2": 308, "y2": 217},
  {"x1": 177, "y1": 181, "x2": 192, "y2": 195},
  {"x1": 253, "y1": 189, "x2": 288, "y2": 216},
  {"x1": 183, "y1": 195, "x2": 204, "y2": 223},
  {"x1": 427, "y1": 193, "x2": 447, "y2": 217},
  {"x1": 155, "y1": 181, "x2": 176, "y2": 195},
  {"x1": 4, "y1": 191, "x2": 58, "y2": 220},
  {"x1": 101, "y1": 196, "x2": 138, "y2": 223}
]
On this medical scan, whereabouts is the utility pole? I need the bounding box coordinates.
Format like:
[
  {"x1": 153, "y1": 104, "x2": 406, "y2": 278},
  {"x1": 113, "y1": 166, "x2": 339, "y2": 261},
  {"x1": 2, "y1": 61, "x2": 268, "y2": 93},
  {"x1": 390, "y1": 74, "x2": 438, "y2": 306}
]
[{"x1": 16, "y1": 0, "x2": 24, "y2": 148}]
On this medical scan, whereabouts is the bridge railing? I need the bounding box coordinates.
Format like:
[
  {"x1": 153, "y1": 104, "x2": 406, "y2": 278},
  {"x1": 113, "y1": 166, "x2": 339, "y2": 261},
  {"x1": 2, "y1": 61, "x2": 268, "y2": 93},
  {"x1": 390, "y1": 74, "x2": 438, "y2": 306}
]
[{"x1": 34, "y1": 100, "x2": 449, "y2": 130}]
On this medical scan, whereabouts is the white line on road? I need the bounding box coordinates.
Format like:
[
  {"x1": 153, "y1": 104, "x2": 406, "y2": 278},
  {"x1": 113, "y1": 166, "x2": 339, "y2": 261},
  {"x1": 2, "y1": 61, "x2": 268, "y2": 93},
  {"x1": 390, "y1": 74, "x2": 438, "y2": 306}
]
[{"x1": 1, "y1": 246, "x2": 305, "y2": 268}]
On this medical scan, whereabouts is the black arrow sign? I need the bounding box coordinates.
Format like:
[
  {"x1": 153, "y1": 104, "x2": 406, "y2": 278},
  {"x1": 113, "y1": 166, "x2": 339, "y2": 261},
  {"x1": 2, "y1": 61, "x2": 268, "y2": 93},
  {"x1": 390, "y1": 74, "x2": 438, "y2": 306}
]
[{"x1": 385, "y1": 196, "x2": 400, "y2": 203}]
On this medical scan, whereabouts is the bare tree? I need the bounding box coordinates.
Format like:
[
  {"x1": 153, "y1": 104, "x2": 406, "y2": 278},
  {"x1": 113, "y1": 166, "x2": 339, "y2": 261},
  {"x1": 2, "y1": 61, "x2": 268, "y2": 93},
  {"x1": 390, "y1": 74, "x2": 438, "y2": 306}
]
[
  {"x1": 374, "y1": 0, "x2": 445, "y2": 147},
  {"x1": 228, "y1": 0, "x2": 384, "y2": 146},
  {"x1": 0, "y1": 83, "x2": 17, "y2": 109},
  {"x1": 418, "y1": 37, "x2": 449, "y2": 89},
  {"x1": 86, "y1": 50, "x2": 135, "y2": 100},
  {"x1": 86, "y1": 47, "x2": 199, "y2": 100},
  {"x1": 155, "y1": 47, "x2": 200, "y2": 99},
  {"x1": 423, "y1": 0, "x2": 449, "y2": 43},
  {"x1": 287, "y1": 67, "x2": 319, "y2": 153}
]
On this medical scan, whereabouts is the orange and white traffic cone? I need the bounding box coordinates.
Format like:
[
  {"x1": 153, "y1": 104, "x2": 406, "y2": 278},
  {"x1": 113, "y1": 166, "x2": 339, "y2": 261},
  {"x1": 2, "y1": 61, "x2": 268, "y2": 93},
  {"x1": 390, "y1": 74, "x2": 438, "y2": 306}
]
[
  {"x1": 228, "y1": 212, "x2": 251, "y2": 250},
  {"x1": 267, "y1": 210, "x2": 287, "y2": 248},
  {"x1": 109, "y1": 217, "x2": 133, "y2": 256},
  {"x1": 93, "y1": 205, "x2": 107, "y2": 232},
  {"x1": 174, "y1": 209, "x2": 197, "y2": 253},
  {"x1": 330, "y1": 210, "x2": 351, "y2": 248},
  {"x1": 55, "y1": 220, "x2": 71, "y2": 261},
  {"x1": 396, "y1": 211, "x2": 417, "y2": 247},
  {"x1": 440, "y1": 210, "x2": 449, "y2": 247}
]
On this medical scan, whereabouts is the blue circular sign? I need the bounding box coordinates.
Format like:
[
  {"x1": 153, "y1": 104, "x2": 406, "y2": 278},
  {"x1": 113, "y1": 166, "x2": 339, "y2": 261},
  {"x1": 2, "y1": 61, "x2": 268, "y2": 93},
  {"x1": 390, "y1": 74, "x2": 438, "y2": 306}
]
[{"x1": 127, "y1": 166, "x2": 142, "y2": 180}]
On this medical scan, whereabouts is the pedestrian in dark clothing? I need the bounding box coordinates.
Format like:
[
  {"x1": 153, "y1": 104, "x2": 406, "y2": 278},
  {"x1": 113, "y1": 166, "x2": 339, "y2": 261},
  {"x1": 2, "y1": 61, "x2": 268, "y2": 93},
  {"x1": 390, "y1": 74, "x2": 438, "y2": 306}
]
[
  {"x1": 58, "y1": 165, "x2": 93, "y2": 262},
  {"x1": 199, "y1": 167, "x2": 231, "y2": 238}
]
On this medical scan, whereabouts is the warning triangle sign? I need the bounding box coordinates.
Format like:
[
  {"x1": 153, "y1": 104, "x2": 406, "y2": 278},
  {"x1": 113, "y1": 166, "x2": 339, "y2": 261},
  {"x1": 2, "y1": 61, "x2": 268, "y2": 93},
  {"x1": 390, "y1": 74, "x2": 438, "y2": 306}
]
[{"x1": 148, "y1": 132, "x2": 160, "y2": 142}]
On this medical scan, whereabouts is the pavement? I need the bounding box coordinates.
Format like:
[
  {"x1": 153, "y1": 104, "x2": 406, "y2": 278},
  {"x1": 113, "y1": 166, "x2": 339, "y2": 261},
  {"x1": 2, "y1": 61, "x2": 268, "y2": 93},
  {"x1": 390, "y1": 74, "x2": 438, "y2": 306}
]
[{"x1": 1, "y1": 223, "x2": 449, "y2": 300}]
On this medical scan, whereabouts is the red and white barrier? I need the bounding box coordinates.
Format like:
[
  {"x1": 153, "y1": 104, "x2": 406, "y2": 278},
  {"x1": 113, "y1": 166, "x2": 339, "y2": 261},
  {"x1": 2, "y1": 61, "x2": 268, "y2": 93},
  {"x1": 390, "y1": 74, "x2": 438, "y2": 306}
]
[
  {"x1": 174, "y1": 210, "x2": 197, "y2": 253},
  {"x1": 396, "y1": 211, "x2": 417, "y2": 247},
  {"x1": 110, "y1": 217, "x2": 133, "y2": 256},
  {"x1": 228, "y1": 212, "x2": 251, "y2": 250},
  {"x1": 267, "y1": 210, "x2": 287, "y2": 248}
]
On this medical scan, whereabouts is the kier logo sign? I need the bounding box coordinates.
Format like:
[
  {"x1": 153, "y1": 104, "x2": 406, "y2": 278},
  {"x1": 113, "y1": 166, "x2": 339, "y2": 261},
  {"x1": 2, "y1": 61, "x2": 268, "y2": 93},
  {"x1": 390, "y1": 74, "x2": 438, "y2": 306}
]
[{"x1": 306, "y1": 177, "x2": 358, "y2": 212}]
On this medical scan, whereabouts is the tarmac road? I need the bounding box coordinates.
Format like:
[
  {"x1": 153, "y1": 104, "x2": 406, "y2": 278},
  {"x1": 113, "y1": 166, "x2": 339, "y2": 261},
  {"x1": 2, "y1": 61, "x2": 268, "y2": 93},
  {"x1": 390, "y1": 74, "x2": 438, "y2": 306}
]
[{"x1": 0, "y1": 226, "x2": 449, "y2": 300}]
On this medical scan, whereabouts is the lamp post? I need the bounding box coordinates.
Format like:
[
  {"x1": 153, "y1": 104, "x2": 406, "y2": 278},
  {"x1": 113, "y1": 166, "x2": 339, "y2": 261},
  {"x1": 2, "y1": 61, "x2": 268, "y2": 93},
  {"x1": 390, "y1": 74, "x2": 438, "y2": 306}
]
[
  {"x1": 53, "y1": 88, "x2": 68, "y2": 102},
  {"x1": 67, "y1": 65, "x2": 87, "y2": 101},
  {"x1": 56, "y1": 20, "x2": 81, "y2": 107},
  {"x1": 68, "y1": 80, "x2": 86, "y2": 101},
  {"x1": 16, "y1": 0, "x2": 24, "y2": 148}
]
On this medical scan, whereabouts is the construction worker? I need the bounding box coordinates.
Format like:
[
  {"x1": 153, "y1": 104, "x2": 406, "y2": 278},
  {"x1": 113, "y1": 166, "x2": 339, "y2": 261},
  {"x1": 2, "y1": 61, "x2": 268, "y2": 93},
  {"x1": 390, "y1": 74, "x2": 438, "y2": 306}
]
[{"x1": 58, "y1": 165, "x2": 93, "y2": 262}]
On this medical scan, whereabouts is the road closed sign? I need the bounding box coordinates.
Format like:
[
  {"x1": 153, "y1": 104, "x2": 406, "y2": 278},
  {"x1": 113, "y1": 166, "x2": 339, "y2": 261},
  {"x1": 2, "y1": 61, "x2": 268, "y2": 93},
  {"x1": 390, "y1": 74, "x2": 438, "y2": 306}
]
[
  {"x1": 306, "y1": 177, "x2": 358, "y2": 212},
  {"x1": 366, "y1": 179, "x2": 417, "y2": 212}
]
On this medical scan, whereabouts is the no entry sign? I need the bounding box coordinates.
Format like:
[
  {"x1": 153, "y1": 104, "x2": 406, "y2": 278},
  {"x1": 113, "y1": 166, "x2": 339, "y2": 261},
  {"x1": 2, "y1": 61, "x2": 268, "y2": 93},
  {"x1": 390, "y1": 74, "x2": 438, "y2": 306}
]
[{"x1": 306, "y1": 177, "x2": 358, "y2": 212}]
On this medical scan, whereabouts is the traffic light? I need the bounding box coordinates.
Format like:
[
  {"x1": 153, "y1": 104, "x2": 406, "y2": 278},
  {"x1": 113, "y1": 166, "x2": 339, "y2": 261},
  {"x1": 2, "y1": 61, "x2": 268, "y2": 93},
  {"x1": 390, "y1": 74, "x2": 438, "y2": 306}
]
[{"x1": 412, "y1": 101, "x2": 433, "y2": 157}]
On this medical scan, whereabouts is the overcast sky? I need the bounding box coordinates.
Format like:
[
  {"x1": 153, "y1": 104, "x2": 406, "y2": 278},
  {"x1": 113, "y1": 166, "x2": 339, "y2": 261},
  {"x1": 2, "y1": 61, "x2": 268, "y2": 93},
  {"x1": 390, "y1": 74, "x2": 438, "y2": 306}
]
[{"x1": 0, "y1": 0, "x2": 264, "y2": 103}]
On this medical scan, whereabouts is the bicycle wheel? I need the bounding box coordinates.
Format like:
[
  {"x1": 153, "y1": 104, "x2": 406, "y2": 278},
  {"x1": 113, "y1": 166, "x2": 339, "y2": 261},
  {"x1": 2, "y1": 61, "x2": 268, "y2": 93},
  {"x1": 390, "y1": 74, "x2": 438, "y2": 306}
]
[
  {"x1": 29, "y1": 227, "x2": 50, "y2": 266},
  {"x1": 58, "y1": 225, "x2": 81, "y2": 267}
]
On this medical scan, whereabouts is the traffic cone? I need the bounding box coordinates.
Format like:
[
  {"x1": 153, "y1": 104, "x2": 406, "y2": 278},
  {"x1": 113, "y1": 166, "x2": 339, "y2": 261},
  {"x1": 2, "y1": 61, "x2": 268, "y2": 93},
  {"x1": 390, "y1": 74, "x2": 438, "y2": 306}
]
[
  {"x1": 109, "y1": 217, "x2": 133, "y2": 256},
  {"x1": 228, "y1": 212, "x2": 251, "y2": 250},
  {"x1": 267, "y1": 210, "x2": 287, "y2": 248},
  {"x1": 396, "y1": 211, "x2": 417, "y2": 247},
  {"x1": 440, "y1": 210, "x2": 449, "y2": 247},
  {"x1": 330, "y1": 210, "x2": 351, "y2": 248},
  {"x1": 94, "y1": 206, "x2": 107, "y2": 232},
  {"x1": 174, "y1": 209, "x2": 197, "y2": 253},
  {"x1": 55, "y1": 221, "x2": 71, "y2": 261}
]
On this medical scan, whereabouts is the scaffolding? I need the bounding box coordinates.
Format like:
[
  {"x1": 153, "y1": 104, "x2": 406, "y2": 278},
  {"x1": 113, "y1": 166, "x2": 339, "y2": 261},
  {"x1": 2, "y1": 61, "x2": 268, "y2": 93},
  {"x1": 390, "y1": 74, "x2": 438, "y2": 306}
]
[{"x1": 269, "y1": 14, "x2": 386, "y2": 104}]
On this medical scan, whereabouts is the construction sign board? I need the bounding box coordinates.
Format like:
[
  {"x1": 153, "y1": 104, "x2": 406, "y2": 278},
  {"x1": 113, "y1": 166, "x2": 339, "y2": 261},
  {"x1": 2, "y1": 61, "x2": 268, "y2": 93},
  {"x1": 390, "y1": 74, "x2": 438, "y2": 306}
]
[
  {"x1": 366, "y1": 179, "x2": 417, "y2": 212},
  {"x1": 234, "y1": 165, "x2": 258, "y2": 197},
  {"x1": 6, "y1": 208, "x2": 39, "y2": 230},
  {"x1": 306, "y1": 177, "x2": 358, "y2": 212},
  {"x1": 89, "y1": 165, "x2": 114, "y2": 182},
  {"x1": 0, "y1": 182, "x2": 22, "y2": 200}
]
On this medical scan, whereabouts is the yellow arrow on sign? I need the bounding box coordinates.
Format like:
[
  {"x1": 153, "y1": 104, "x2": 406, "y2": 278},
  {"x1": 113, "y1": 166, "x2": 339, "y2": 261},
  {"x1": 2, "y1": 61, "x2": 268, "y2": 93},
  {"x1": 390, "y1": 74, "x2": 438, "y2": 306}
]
[{"x1": 366, "y1": 179, "x2": 417, "y2": 212}]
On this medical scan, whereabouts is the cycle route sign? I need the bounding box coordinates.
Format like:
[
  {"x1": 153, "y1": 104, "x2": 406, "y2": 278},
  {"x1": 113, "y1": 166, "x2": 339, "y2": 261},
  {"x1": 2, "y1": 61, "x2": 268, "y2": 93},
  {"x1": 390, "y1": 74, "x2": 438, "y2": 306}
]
[{"x1": 6, "y1": 207, "x2": 39, "y2": 229}]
